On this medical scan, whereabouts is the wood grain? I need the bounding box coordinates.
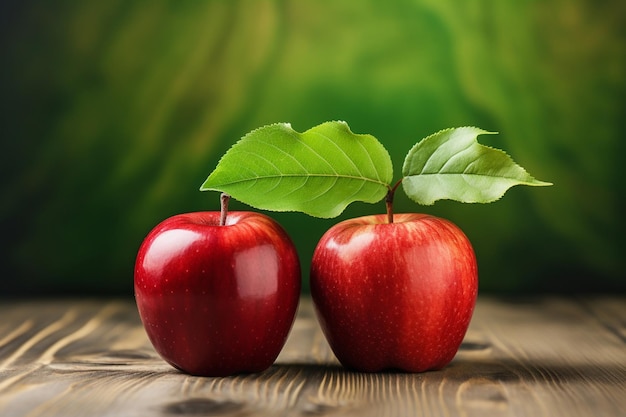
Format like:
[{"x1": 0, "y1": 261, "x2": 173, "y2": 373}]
[{"x1": 0, "y1": 296, "x2": 624, "y2": 417}]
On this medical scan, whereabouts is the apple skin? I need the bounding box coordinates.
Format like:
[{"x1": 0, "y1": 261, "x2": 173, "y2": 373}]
[
  {"x1": 310, "y1": 213, "x2": 477, "y2": 372},
  {"x1": 134, "y1": 211, "x2": 301, "y2": 376}
]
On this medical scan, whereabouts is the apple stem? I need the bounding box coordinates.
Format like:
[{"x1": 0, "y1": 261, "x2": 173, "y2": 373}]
[
  {"x1": 220, "y1": 193, "x2": 230, "y2": 226},
  {"x1": 386, "y1": 180, "x2": 403, "y2": 224},
  {"x1": 385, "y1": 191, "x2": 394, "y2": 224}
]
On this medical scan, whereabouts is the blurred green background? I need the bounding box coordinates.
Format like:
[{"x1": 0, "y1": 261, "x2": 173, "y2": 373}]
[{"x1": 1, "y1": 0, "x2": 624, "y2": 296}]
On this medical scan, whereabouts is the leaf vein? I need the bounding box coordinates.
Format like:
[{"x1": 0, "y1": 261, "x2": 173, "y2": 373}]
[
  {"x1": 312, "y1": 131, "x2": 360, "y2": 176},
  {"x1": 213, "y1": 172, "x2": 389, "y2": 187},
  {"x1": 248, "y1": 138, "x2": 309, "y2": 173}
]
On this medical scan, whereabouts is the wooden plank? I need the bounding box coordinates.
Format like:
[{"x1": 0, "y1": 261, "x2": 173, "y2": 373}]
[{"x1": 0, "y1": 297, "x2": 624, "y2": 417}]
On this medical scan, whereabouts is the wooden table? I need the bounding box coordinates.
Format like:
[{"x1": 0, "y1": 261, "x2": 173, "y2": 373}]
[{"x1": 0, "y1": 296, "x2": 624, "y2": 417}]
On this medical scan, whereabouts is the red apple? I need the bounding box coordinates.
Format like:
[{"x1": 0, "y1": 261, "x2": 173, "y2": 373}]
[
  {"x1": 134, "y1": 211, "x2": 301, "y2": 376},
  {"x1": 310, "y1": 213, "x2": 477, "y2": 372}
]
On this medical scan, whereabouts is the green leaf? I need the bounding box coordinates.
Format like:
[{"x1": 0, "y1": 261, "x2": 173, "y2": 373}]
[
  {"x1": 401, "y1": 127, "x2": 552, "y2": 205},
  {"x1": 200, "y1": 121, "x2": 393, "y2": 218}
]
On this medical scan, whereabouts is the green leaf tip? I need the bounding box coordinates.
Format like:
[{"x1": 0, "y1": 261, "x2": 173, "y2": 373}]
[
  {"x1": 401, "y1": 126, "x2": 552, "y2": 205},
  {"x1": 200, "y1": 121, "x2": 393, "y2": 218}
]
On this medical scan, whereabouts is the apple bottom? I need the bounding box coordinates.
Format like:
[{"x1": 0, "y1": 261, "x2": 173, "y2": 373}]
[
  {"x1": 134, "y1": 211, "x2": 301, "y2": 376},
  {"x1": 310, "y1": 213, "x2": 478, "y2": 373},
  {"x1": 138, "y1": 293, "x2": 295, "y2": 376}
]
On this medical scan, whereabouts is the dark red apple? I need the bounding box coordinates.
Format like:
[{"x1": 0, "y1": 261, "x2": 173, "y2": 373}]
[
  {"x1": 134, "y1": 210, "x2": 301, "y2": 376},
  {"x1": 310, "y1": 213, "x2": 477, "y2": 372}
]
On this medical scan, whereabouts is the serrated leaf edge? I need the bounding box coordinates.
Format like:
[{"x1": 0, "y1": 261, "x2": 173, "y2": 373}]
[
  {"x1": 199, "y1": 121, "x2": 393, "y2": 217},
  {"x1": 401, "y1": 126, "x2": 552, "y2": 205}
]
